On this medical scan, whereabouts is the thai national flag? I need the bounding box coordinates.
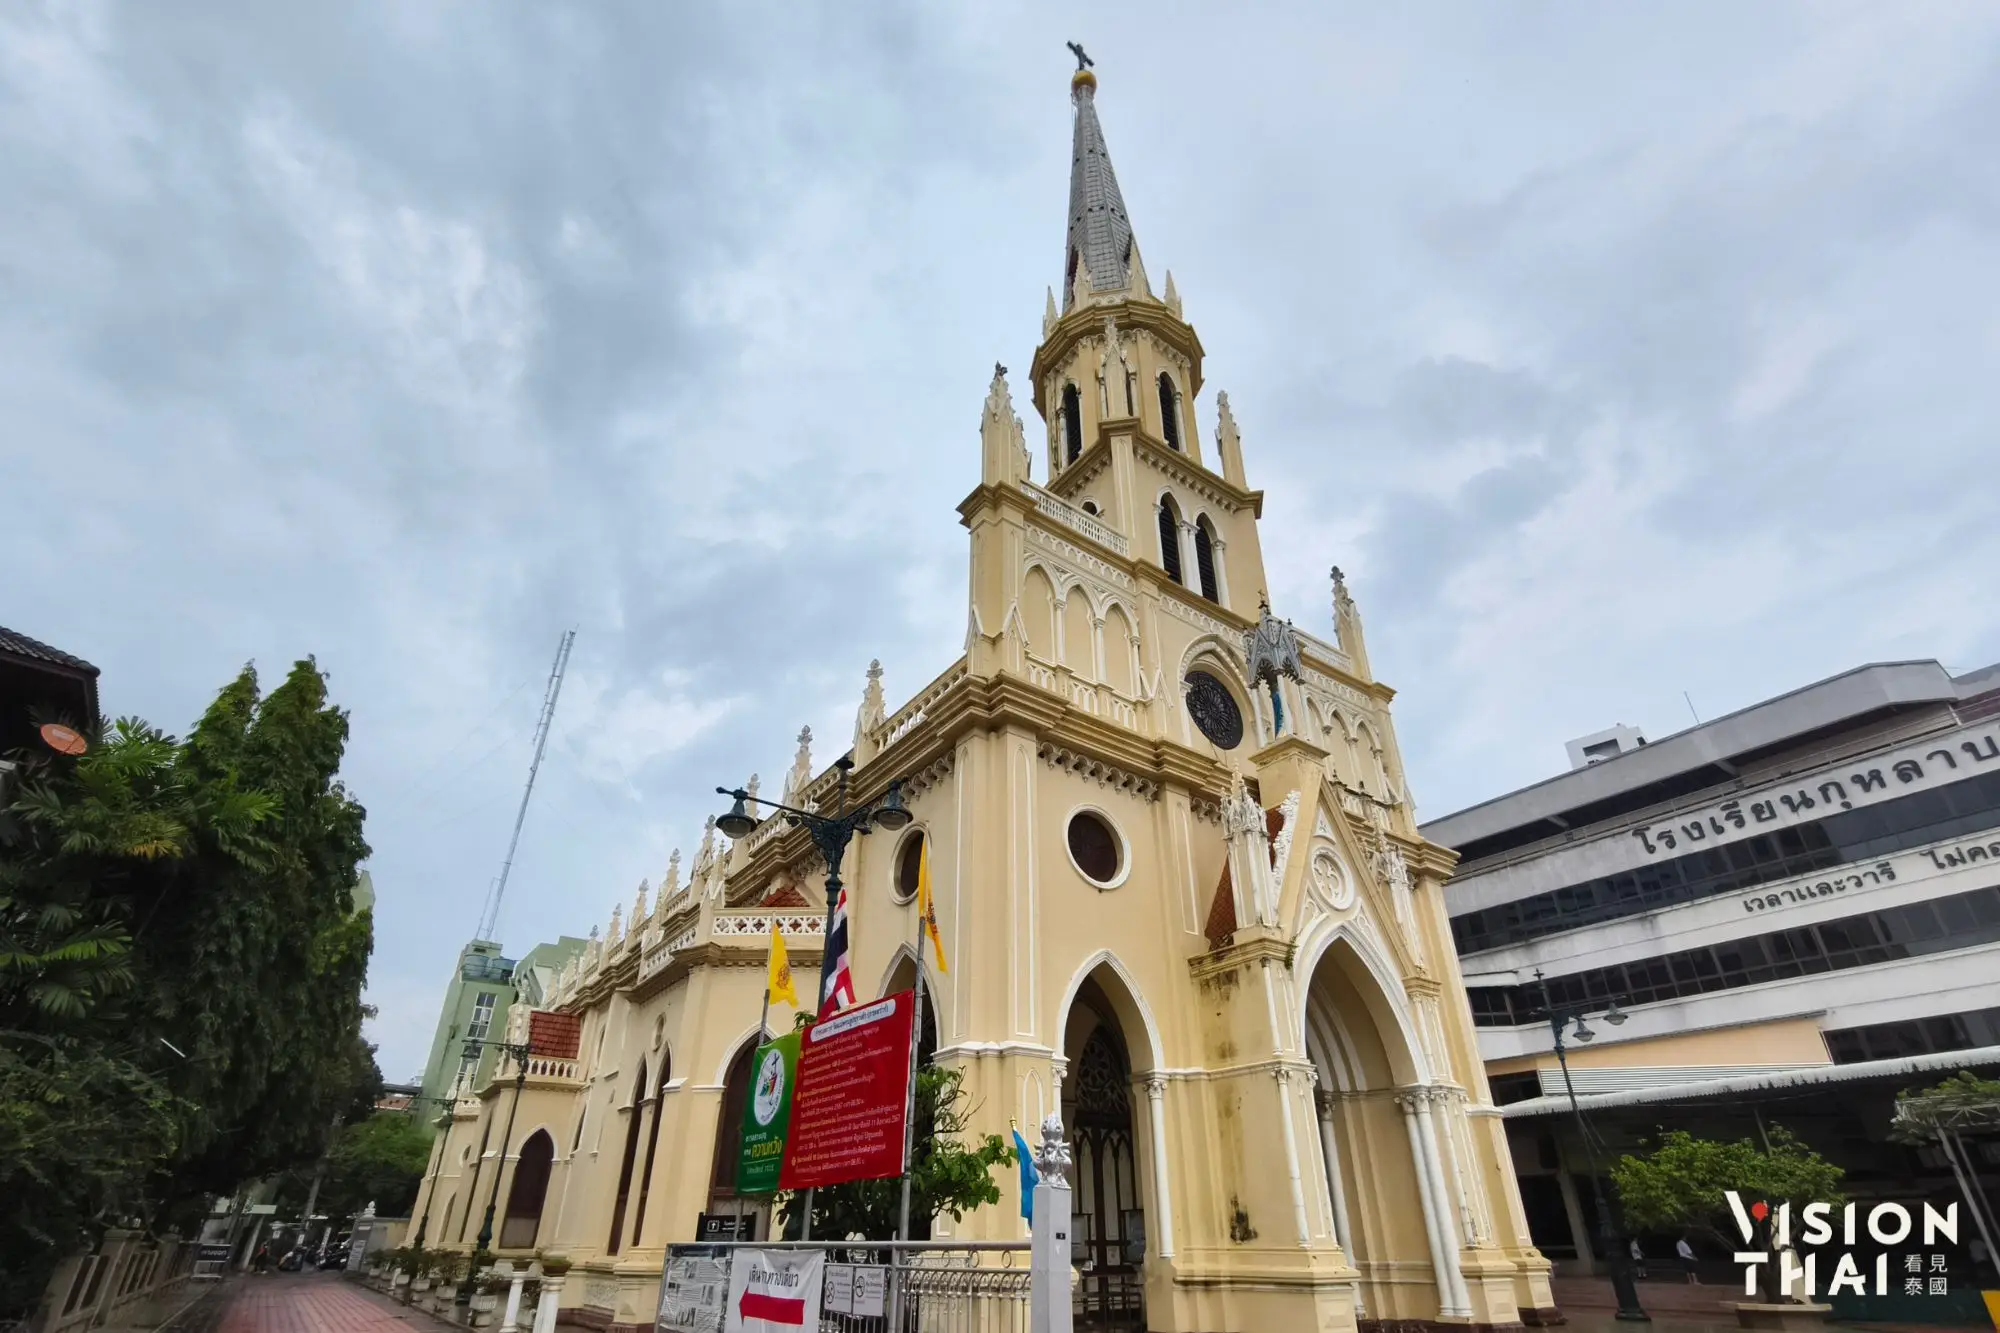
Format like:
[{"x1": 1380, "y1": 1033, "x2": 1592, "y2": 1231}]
[{"x1": 818, "y1": 884, "x2": 857, "y2": 1020}]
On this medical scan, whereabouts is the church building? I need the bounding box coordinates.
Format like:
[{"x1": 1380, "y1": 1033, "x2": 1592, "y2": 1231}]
[{"x1": 411, "y1": 61, "x2": 1557, "y2": 1333}]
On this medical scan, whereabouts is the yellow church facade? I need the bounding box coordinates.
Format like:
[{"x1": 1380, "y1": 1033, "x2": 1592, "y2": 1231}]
[{"x1": 410, "y1": 65, "x2": 1556, "y2": 1333}]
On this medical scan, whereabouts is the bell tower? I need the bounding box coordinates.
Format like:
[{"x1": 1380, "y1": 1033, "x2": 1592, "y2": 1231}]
[{"x1": 1026, "y1": 58, "x2": 1271, "y2": 616}]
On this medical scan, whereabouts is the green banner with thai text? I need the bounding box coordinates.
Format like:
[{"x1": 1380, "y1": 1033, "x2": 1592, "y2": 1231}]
[{"x1": 735, "y1": 1030, "x2": 799, "y2": 1195}]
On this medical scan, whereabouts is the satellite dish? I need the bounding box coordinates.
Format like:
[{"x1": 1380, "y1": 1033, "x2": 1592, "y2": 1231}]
[{"x1": 40, "y1": 723, "x2": 86, "y2": 756}]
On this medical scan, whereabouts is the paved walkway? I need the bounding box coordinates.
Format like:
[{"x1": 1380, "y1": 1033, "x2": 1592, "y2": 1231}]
[{"x1": 213, "y1": 1275, "x2": 460, "y2": 1333}]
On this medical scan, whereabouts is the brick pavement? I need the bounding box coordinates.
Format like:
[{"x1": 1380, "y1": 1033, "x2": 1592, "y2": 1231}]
[{"x1": 214, "y1": 1275, "x2": 461, "y2": 1333}]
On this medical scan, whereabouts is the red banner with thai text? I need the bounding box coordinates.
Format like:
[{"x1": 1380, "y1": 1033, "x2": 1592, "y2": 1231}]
[{"x1": 777, "y1": 990, "x2": 914, "y2": 1191}]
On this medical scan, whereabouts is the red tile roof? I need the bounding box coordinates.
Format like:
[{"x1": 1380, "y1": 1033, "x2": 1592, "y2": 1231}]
[{"x1": 528, "y1": 1010, "x2": 582, "y2": 1059}]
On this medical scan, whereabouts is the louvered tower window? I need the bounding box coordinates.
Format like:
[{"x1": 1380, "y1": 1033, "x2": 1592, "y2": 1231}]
[
  {"x1": 1062, "y1": 384, "x2": 1084, "y2": 464},
  {"x1": 1158, "y1": 497, "x2": 1183, "y2": 584},
  {"x1": 1195, "y1": 518, "x2": 1219, "y2": 602},
  {"x1": 1158, "y1": 373, "x2": 1181, "y2": 451}
]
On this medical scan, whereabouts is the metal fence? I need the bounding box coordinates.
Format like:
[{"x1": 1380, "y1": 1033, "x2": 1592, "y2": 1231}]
[{"x1": 660, "y1": 1240, "x2": 1030, "y2": 1333}]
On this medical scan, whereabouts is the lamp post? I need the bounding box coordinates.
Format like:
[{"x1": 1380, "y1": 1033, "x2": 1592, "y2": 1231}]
[
  {"x1": 410, "y1": 1094, "x2": 460, "y2": 1249},
  {"x1": 715, "y1": 756, "x2": 912, "y2": 1011},
  {"x1": 1534, "y1": 969, "x2": 1649, "y2": 1322},
  {"x1": 714, "y1": 756, "x2": 912, "y2": 1239},
  {"x1": 474, "y1": 1040, "x2": 534, "y2": 1257}
]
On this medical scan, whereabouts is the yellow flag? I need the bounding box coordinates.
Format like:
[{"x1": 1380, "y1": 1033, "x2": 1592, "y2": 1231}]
[
  {"x1": 767, "y1": 924, "x2": 799, "y2": 1007},
  {"x1": 917, "y1": 837, "x2": 948, "y2": 975}
]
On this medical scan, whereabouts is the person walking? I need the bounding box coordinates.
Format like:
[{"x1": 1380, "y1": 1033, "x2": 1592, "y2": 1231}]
[
  {"x1": 1629, "y1": 1237, "x2": 1649, "y2": 1280},
  {"x1": 1676, "y1": 1233, "x2": 1700, "y2": 1284}
]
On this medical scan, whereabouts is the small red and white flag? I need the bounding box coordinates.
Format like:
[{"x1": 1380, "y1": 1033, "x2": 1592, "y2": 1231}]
[{"x1": 818, "y1": 883, "x2": 857, "y2": 1020}]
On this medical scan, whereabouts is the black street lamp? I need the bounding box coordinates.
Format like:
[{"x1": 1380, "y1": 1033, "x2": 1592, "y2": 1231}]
[
  {"x1": 472, "y1": 1040, "x2": 534, "y2": 1258},
  {"x1": 1535, "y1": 969, "x2": 1649, "y2": 1322},
  {"x1": 409, "y1": 1094, "x2": 460, "y2": 1249},
  {"x1": 715, "y1": 755, "x2": 911, "y2": 1010}
]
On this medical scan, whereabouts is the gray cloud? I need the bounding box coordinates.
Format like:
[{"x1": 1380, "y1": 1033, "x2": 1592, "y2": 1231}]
[{"x1": 5, "y1": 1, "x2": 1998, "y2": 1079}]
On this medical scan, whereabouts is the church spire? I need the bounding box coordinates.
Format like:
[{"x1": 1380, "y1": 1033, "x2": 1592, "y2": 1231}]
[{"x1": 1062, "y1": 46, "x2": 1135, "y2": 312}]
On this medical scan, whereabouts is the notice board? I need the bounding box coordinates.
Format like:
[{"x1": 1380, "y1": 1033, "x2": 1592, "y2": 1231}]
[{"x1": 777, "y1": 989, "x2": 914, "y2": 1190}]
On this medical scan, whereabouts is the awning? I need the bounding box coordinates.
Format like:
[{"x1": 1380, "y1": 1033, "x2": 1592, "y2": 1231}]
[{"x1": 1499, "y1": 1044, "x2": 2000, "y2": 1119}]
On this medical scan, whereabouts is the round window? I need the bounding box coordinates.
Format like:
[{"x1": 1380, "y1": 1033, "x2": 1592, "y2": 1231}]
[
  {"x1": 894, "y1": 831, "x2": 926, "y2": 904},
  {"x1": 1066, "y1": 810, "x2": 1124, "y2": 886},
  {"x1": 1184, "y1": 670, "x2": 1245, "y2": 749}
]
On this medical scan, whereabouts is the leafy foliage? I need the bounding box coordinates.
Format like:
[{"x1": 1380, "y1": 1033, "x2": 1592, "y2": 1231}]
[
  {"x1": 276, "y1": 1111, "x2": 435, "y2": 1222},
  {"x1": 0, "y1": 660, "x2": 376, "y2": 1312},
  {"x1": 776, "y1": 1063, "x2": 1015, "y2": 1241},
  {"x1": 1611, "y1": 1127, "x2": 1846, "y2": 1247},
  {"x1": 1890, "y1": 1071, "x2": 2000, "y2": 1142}
]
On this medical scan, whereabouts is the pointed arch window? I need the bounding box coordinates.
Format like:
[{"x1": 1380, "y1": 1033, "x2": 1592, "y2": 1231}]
[
  {"x1": 1194, "y1": 518, "x2": 1220, "y2": 603},
  {"x1": 1158, "y1": 373, "x2": 1181, "y2": 451},
  {"x1": 1062, "y1": 384, "x2": 1084, "y2": 464},
  {"x1": 630, "y1": 1055, "x2": 671, "y2": 1247},
  {"x1": 1156, "y1": 497, "x2": 1183, "y2": 585},
  {"x1": 606, "y1": 1057, "x2": 647, "y2": 1254}
]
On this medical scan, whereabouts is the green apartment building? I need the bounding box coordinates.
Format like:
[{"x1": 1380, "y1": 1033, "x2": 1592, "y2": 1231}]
[{"x1": 415, "y1": 935, "x2": 587, "y2": 1128}]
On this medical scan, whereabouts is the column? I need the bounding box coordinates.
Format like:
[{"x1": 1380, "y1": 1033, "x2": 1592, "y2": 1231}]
[
  {"x1": 1315, "y1": 1091, "x2": 1354, "y2": 1255},
  {"x1": 1316, "y1": 1090, "x2": 1363, "y2": 1315},
  {"x1": 499, "y1": 1262, "x2": 526, "y2": 1333},
  {"x1": 1275, "y1": 1069, "x2": 1313, "y2": 1246},
  {"x1": 1400, "y1": 1095, "x2": 1457, "y2": 1318},
  {"x1": 1413, "y1": 1092, "x2": 1472, "y2": 1315},
  {"x1": 1143, "y1": 1077, "x2": 1176, "y2": 1260},
  {"x1": 532, "y1": 1272, "x2": 565, "y2": 1333}
]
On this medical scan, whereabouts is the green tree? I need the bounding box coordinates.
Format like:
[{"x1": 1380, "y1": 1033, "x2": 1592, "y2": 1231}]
[
  {"x1": 776, "y1": 1064, "x2": 1015, "y2": 1241},
  {"x1": 1611, "y1": 1127, "x2": 1844, "y2": 1298},
  {"x1": 0, "y1": 659, "x2": 376, "y2": 1308},
  {"x1": 275, "y1": 1110, "x2": 435, "y2": 1222}
]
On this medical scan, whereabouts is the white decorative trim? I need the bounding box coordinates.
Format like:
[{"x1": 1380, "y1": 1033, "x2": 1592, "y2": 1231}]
[
  {"x1": 1024, "y1": 524, "x2": 1135, "y2": 591},
  {"x1": 1053, "y1": 949, "x2": 1167, "y2": 1074},
  {"x1": 1159, "y1": 592, "x2": 1244, "y2": 644},
  {"x1": 1035, "y1": 742, "x2": 1159, "y2": 801}
]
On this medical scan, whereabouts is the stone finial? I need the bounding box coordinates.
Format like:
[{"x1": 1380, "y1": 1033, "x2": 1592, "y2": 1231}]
[
  {"x1": 1331, "y1": 565, "x2": 1372, "y2": 678},
  {"x1": 607, "y1": 903, "x2": 623, "y2": 944},
  {"x1": 783, "y1": 726, "x2": 813, "y2": 806},
  {"x1": 1044, "y1": 287, "x2": 1059, "y2": 336},
  {"x1": 695, "y1": 816, "x2": 716, "y2": 874},
  {"x1": 633, "y1": 879, "x2": 650, "y2": 925},
  {"x1": 663, "y1": 849, "x2": 681, "y2": 898},
  {"x1": 744, "y1": 774, "x2": 760, "y2": 821},
  {"x1": 1035, "y1": 1110, "x2": 1073, "y2": 1177},
  {"x1": 982, "y1": 363, "x2": 1031, "y2": 486},
  {"x1": 853, "y1": 659, "x2": 887, "y2": 759},
  {"x1": 1163, "y1": 269, "x2": 1181, "y2": 319}
]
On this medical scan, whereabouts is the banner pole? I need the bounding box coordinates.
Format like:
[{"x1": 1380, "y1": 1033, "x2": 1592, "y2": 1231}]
[{"x1": 736, "y1": 984, "x2": 771, "y2": 1242}]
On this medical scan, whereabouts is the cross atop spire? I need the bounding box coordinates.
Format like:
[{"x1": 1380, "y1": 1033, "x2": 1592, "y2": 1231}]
[{"x1": 1063, "y1": 49, "x2": 1135, "y2": 312}]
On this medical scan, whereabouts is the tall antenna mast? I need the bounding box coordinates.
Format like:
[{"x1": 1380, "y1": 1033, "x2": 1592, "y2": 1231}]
[{"x1": 476, "y1": 629, "x2": 576, "y2": 942}]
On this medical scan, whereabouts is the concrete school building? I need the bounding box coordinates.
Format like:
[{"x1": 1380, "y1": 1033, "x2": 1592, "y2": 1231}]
[
  {"x1": 1422, "y1": 659, "x2": 2000, "y2": 1270},
  {"x1": 415, "y1": 936, "x2": 590, "y2": 1123},
  {"x1": 409, "y1": 63, "x2": 1556, "y2": 1333}
]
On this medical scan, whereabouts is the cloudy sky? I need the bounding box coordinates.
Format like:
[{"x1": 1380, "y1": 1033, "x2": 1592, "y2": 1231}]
[{"x1": 6, "y1": 1, "x2": 1998, "y2": 1082}]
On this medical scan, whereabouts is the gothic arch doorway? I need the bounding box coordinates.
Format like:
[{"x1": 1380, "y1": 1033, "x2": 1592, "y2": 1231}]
[
  {"x1": 500, "y1": 1130, "x2": 554, "y2": 1249},
  {"x1": 1061, "y1": 972, "x2": 1149, "y2": 1331},
  {"x1": 1301, "y1": 933, "x2": 1466, "y2": 1322}
]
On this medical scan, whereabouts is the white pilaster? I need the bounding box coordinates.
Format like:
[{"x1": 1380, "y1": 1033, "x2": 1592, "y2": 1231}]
[{"x1": 1143, "y1": 1076, "x2": 1176, "y2": 1259}]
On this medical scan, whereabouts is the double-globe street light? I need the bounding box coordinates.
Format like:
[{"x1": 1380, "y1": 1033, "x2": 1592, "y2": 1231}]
[
  {"x1": 714, "y1": 754, "x2": 912, "y2": 1010},
  {"x1": 1532, "y1": 968, "x2": 1650, "y2": 1323}
]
